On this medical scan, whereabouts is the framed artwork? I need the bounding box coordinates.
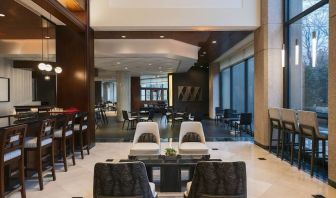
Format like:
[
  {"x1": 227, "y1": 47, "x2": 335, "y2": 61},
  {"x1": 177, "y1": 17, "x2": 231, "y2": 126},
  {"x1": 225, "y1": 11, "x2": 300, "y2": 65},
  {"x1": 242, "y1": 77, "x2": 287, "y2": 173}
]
[{"x1": 0, "y1": 77, "x2": 10, "y2": 102}]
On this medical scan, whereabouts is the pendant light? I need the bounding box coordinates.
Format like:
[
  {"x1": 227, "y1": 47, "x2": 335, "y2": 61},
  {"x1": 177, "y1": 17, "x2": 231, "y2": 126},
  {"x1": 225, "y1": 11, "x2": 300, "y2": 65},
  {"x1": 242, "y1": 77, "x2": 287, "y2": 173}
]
[
  {"x1": 281, "y1": 44, "x2": 285, "y2": 68},
  {"x1": 312, "y1": 31, "x2": 317, "y2": 67},
  {"x1": 295, "y1": 39, "x2": 299, "y2": 65},
  {"x1": 38, "y1": 17, "x2": 46, "y2": 71}
]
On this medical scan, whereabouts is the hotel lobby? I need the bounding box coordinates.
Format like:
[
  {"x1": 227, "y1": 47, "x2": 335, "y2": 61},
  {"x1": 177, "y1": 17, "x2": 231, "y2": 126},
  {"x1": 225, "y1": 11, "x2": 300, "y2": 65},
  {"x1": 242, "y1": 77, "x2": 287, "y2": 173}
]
[{"x1": 0, "y1": 0, "x2": 336, "y2": 197}]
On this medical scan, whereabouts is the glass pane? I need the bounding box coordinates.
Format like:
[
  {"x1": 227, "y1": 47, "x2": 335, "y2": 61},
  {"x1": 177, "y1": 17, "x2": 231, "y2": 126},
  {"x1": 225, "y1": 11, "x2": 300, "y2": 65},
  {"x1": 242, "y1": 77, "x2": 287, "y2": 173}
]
[
  {"x1": 289, "y1": 4, "x2": 329, "y2": 128},
  {"x1": 289, "y1": 0, "x2": 322, "y2": 19},
  {"x1": 221, "y1": 68, "x2": 231, "y2": 109},
  {"x1": 140, "y1": 75, "x2": 168, "y2": 88},
  {"x1": 152, "y1": 91, "x2": 157, "y2": 101},
  {"x1": 158, "y1": 90, "x2": 162, "y2": 100},
  {"x1": 232, "y1": 62, "x2": 245, "y2": 113},
  {"x1": 146, "y1": 90, "x2": 151, "y2": 101},
  {"x1": 163, "y1": 90, "x2": 168, "y2": 101},
  {"x1": 141, "y1": 89, "x2": 146, "y2": 101},
  {"x1": 247, "y1": 57, "x2": 254, "y2": 128}
]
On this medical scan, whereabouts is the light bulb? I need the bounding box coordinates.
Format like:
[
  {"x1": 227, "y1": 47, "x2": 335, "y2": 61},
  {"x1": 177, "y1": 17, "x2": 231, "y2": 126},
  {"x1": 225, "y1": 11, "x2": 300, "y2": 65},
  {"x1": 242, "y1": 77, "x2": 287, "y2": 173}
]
[
  {"x1": 312, "y1": 31, "x2": 317, "y2": 67},
  {"x1": 45, "y1": 64, "x2": 53, "y2": 72},
  {"x1": 38, "y1": 63, "x2": 46, "y2": 71},
  {"x1": 44, "y1": 75, "x2": 50, "y2": 80},
  {"x1": 54, "y1": 67, "x2": 63, "y2": 74}
]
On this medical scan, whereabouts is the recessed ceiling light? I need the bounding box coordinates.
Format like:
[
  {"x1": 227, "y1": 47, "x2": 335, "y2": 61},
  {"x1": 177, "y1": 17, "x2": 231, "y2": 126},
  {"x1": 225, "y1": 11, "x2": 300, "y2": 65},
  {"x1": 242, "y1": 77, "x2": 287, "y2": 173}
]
[
  {"x1": 121, "y1": 35, "x2": 126, "y2": 38},
  {"x1": 148, "y1": 63, "x2": 152, "y2": 66},
  {"x1": 124, "y1": 66, "x2": 128, "y2": 70},
  {"x1": 117, "y1": 62, "x2": 121, "y2": 65},
  {"x1": 212, "y1": 40, "x2": 217, "y2": 44},
  {"x1": 45, "y1": 36, "x2": 50, "y2": 39},
  {"x1": 160, "y1": 35, "x2": 165, "y2": 38},
  {"x1": 0, "y1": 13, "x2": 5, "y2": 17},
  {"x1": 203, "y1": 51, "x2": 207, "y2": 54}
]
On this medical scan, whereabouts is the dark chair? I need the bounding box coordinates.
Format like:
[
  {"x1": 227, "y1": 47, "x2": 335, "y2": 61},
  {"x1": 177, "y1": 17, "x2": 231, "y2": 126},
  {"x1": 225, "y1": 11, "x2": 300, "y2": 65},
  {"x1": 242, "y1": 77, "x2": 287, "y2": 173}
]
[
  {"x1": 93, "y1": 162, "x2": 157, "y2": 198},
  {"x1": 298, "y1": 111, "x2": 328, "y2": 177},
  {"x1": 122, "y1": 110, "x2": 137, "y2": 130},
  {"x1": 193, "y1": 112, "x2": 204, "y2": 122},
  {"x1": 0, "y1": 125, "x2": 26, "y2": 198},
  {"x1": 268, "y1": 108, "x2": 283, "y2": 156},
  {"x1": 172, "y1": 112, "x2": 188, "y2": 127},
  {"x1": 215, "y1": 107, "x2": 223, "y2": 124},
  {"x1": 140, "y1": 110, "x2": 154, "y2": 122},
  {"x1": 233, "y1": 113, "x2": 253, "y2": 136},
  {"x1": 222, "y1": 109, "x2": 238, "y2": 128},
  {"x1": 74, "y1": 112, "x2": 90, "y2": 159},
  {"x1": 24, "y1": 119, "x2": 56, "y2": 190},
  {"x1": 54, "y1": 115, "x2": 76, "y2": 172},
  {"x1": 184, "y1": 161, "x2": 247, "y2": 198}
]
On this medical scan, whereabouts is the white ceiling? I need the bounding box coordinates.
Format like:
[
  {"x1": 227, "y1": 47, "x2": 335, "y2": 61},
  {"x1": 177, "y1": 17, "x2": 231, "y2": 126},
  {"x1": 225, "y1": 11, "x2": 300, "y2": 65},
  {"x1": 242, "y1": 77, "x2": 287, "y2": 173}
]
[
  {"x1": 94, "y1": 39, "x2": 199, "y2": 78},
  {"x1": 90, "y1": 0, "x2": 260, "y2": 31}
]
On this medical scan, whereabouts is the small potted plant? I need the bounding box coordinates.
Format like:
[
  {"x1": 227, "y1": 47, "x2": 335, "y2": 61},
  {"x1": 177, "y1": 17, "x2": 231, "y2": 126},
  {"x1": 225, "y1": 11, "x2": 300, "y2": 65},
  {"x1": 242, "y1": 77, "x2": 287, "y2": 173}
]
[{"x1": 165, "y1": 148, "x2": 177, "y2": 157}]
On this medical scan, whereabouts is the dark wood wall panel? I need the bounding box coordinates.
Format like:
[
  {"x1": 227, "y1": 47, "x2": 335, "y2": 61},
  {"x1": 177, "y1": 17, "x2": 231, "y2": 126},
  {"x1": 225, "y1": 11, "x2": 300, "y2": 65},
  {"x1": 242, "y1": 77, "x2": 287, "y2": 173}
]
[
  {"x1": 95, "y1": 81, "x2": 102, "y2": 104},
  {"x1": 131, "y1": 77, "x2": 141, "y2": 111}
]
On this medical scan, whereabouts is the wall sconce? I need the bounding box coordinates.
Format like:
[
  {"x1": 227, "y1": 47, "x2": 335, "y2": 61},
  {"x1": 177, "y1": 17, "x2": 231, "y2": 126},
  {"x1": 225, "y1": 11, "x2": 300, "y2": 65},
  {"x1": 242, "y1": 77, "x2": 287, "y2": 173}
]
[
  {"x1": 312, "y1": 31, "x2": 317, "y2": 67},
  {"x1": 295, "y1": 39, "x2": 299, "y2": 65},
  {"x1": 281, "y1": 44, "x2": 285, "y2": 68}
]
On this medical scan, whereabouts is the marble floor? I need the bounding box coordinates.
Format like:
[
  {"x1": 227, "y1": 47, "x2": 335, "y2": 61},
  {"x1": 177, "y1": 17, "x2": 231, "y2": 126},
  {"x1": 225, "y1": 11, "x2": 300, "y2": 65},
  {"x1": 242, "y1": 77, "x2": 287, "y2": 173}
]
[{"x1": 9, "y1": 142, "x2": 336, "y2": 198}]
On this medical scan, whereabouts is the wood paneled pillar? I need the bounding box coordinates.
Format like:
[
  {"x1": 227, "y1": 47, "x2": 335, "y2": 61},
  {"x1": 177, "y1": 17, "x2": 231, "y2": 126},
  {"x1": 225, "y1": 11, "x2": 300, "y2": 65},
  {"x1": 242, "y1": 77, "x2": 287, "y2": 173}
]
[
  {"x1": 131, "y1": 77, "x2": 141, "y2": 111},
  {"x1": 254, "y1": 0, "x2": 283, "y2": 147},
  {"x1": 328, "y1": 0, "x2": 336, "y2": 187}
]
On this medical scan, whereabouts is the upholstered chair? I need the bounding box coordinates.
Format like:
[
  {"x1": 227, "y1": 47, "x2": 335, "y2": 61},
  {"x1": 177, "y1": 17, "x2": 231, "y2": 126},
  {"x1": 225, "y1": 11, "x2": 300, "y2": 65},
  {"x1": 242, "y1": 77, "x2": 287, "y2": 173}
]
[
  {"x1": 129, "y1": 122, "x2": 160, "y2": 156},
  {"x1": 94, "y1": 162, "x2": 157, "y2": 198},
  {"x1": 297, "y1": 110, "x2": 328, "y2": 177},
  {"x1": 178, "y1": 122, "x2": 208, "y2": 155},
  {"x1": 184, "y1": 161, "x2": 247, "y2": 198}
]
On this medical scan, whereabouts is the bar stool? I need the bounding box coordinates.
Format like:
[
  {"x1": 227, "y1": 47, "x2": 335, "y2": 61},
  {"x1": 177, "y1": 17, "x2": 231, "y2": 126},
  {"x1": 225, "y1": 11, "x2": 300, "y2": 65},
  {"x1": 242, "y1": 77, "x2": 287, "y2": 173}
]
[
  {"x1": 54, "y1": 115, "x2": 76, "y2": 172},
  {"x1": 0, "y1": 125, "x2": 26, "y2": 198},
  {"x1": 24, "y1": 119, "x2": 56, "y2": 190},
  {"x1": 268, "y1": 108, "x2": 282, "y2": 156},
  {"x1": 297, "y1": 111, "x2": 328, "y2": 177},
  {"x1": 280, "y1": 108, "x2": 299, "y2": 164},
  {"x1": 74, "y1": 112, "x2": 90, "y2": 159}
]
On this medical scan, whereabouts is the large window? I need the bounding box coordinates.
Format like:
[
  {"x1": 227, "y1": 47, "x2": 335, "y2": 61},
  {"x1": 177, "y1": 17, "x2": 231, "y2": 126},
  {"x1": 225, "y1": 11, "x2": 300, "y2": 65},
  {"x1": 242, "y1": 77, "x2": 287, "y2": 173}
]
[
  {"x1": 140, "y1": 75, "x2": 168, "y2": 101},
  {"x1": 285, "y1": 0, "x2": 329, "y2": 128},
  {"x1": 220, "y1": 57, "x2": 254, "y2": 127}
]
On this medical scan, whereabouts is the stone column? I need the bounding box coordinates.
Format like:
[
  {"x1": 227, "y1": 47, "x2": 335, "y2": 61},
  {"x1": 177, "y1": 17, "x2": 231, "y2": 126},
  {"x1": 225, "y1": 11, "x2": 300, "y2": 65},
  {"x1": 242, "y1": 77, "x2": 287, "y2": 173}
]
[
  {"x1": 116, "y1": 71, "x2": 131, "y2": 121},
  {"x1": 254, "y1": 0, "x2": 283, "y2": 147},
  {"x1": 209, "y1": 63, "x2": 220, "y2": 119},
  {"x1": 328, "y1": 0, "x2": 336, "y2": 187}
]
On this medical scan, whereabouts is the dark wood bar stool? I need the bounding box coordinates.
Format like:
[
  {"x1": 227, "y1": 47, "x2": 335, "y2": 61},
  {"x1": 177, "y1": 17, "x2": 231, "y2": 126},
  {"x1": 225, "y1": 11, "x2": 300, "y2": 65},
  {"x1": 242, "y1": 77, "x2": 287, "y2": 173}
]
[
  {"x1": 74, "y1": 113, "x2": 90, "y2": 159},
  {"x1": 0, "y1": 124, "x2": 27, "y2": 198},
  {"x1": 297, "y1": 111, "x2": 328, "y2": 177},
  {"x1": 24, "y1": 119, "x2": 56, "y2": 190},
  {"x1": 280, "y1": 108, "x2": 300, "y2": 164},
  {"x1": 268, "y1": 108, "x2": 282, "y2": 156},
  {"x1": 54, "y1": 115, "x2": 76, "y2": 172}
]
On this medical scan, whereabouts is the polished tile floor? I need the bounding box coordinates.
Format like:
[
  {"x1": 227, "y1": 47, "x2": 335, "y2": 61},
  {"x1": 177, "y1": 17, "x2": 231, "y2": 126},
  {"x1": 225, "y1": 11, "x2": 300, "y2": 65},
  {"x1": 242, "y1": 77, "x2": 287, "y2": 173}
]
[{"x1": 9, "y1": 142, "x2": 336, "y2": 198}]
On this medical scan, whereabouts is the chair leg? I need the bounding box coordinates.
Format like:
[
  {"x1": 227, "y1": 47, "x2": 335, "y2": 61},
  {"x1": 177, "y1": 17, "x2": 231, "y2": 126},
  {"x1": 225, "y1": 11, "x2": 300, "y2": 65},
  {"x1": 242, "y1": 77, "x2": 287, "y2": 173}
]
[
  {"x1": 71, "y1": 135, "x2": 76, "y2": 165},
  {"x1": 62, "y1": 138, "x2": 68, "y2": 172},
  {"x1": 298, "y1": 136, "x2": 303, "y2": 170},
  {"x1": 290, "y1": 133, "x2": 295, "y2": 165},
  {"x1": 51, "y1": 143, "x2": 56, "y2": 181},
  {"x1": 269, "y1": 128, "x2": 273, "y2": 153},
  {"x1": 19, "y1": 156, "x2": 26, "y2": 198},
  {"x1": 281, "y1": 131, "x2": 285, "y2": 160},
  {"x1": 80, "y1": 133, "x2": 84, "y2": 159},
  {"x1": 37, "y1": 149, "x2": 43, "y2": 190},
  {"x1": 1, "y1": 164, "x2": 5, "y2": 198},
  {"x1": 322, "y1": 140, "x2": 326, "y2": 168},
  {"x1": 276, "y1": 128, "x2": 281, "y2": 157},
  {"x1": 311, "y1": 138, "x2": 316, "y2": 177},
  {"x1": 86, "y1": 131, "x2": 90, "y2": 155},
  {"x1": 122, "y1": 120, "x2": 125, "y2": 129}
]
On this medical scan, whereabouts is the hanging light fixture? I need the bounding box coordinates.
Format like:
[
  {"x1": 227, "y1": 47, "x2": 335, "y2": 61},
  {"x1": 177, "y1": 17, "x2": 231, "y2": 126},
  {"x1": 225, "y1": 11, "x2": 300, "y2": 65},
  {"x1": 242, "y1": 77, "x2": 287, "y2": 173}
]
[
  {"x1": 54, "y1": 66, "x2": 63, "y2": 74},
  {"x1": 281, "y1": 44, "x2": 285, "y2": 68},
  {"x1": 44, "y1": 75, "x2": 50, "y2": 80},
  {"x1": 38, "y1": 17, "x2": 45, "y2": 71},
  {"x1": 312, "y1": 31, "x2": 317, "y2": 67},
  {"x1": 295, "y1": 39, "x2": 299, "y2": 65}
]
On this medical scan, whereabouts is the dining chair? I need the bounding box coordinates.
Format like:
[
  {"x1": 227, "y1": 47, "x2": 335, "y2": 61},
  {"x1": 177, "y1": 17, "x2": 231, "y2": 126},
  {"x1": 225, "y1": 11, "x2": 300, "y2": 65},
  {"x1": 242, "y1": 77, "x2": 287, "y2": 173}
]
[
  {"x1": 24, "y1": 118, "x2": 56, "y2": 190},
  {"x1": 0, "y1": 124, "x2": 26, "y2": 198},
  {"x1": 54, "y1": 115, "x2": 76, "y2": 171},
  {"x1": 122, "y1": 110, "x2": 137, "y2": 130},
  {"x1": 178, "y1": 122, "x2": 208, "y2": 155},
  {"x1": 74, "y1": 112, "x2": 90, "y2": 159},
  {"x1": 233, "y1": 113, "x2": 253, "y2": 136},
  {"x1": 297, "y1": 110, "x2": 328, "y2": 177},
  {"x1": 94, "y1": 162, "x2": 157, "y2": 198},
  {"x1": 184, "y1": 161, "x2": 247, "y2": 198}
]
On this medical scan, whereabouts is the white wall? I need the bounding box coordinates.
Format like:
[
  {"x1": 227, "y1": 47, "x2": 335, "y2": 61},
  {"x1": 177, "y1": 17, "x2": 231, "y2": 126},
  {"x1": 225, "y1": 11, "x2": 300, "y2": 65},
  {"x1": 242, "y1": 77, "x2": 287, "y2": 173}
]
[
  {"x1": 91, "y1": 0, "x2": 261, "y2": 31},
  {"x1": 0, "y1": 58, "x2": 39, "y2": 115}
]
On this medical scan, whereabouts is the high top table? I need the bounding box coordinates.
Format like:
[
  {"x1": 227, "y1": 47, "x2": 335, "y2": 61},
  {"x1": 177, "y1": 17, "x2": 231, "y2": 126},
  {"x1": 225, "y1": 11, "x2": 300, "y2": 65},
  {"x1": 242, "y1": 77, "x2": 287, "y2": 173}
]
[{"x1": 116, "y1": 155, "x2": 220, "y2": 192}]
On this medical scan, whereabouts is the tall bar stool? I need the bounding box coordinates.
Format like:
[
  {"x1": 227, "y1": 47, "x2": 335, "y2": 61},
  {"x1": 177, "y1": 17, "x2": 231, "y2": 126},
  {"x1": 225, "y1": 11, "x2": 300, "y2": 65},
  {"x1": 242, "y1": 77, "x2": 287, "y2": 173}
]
[
  {"x1": 74, "y1": 112, "x2": 90, "y2": 159},
  {"x1": 0, "y1": 125, "x2": 26, "y2": 198},
  {"x1": 268, "y1": 108, "x2": 282, "y2": 156},
  {"x1": 280, "y1": 109, "x2": 299, "y2": 164},
  {"x1": 297, "y1": 111, "x2": 328, "y2": 177},
  {"x1": 54, "y1": 115, "x2": 76, "y2": 172},
  {"x1": 24, "y1": 119, "x2": 56, "y2": 190}
]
